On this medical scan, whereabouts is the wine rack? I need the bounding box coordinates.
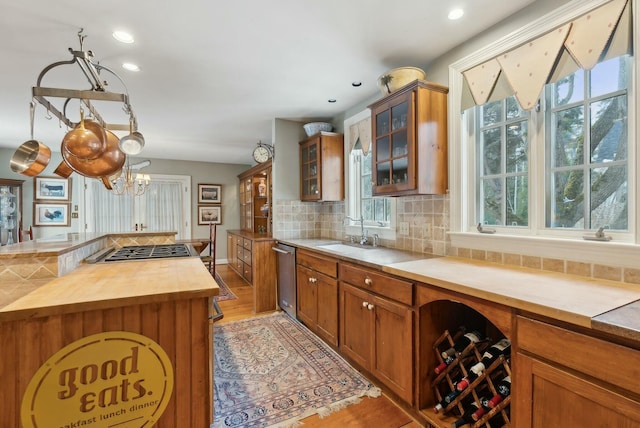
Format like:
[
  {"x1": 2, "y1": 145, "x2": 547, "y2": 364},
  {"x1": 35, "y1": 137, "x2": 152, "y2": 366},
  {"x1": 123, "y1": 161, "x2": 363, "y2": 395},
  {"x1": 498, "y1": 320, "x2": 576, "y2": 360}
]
[{"x1": 431, "y1": 329, "x2": 511, "y2": 427}]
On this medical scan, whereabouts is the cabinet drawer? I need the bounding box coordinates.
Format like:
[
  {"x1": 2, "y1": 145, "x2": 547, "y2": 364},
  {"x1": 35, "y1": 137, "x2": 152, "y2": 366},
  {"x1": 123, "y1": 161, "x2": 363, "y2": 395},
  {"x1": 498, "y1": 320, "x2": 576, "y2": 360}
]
[
  {"x1": 339, "y1": 263, "x2": 413, "y2": 306},
  {"x1": 517, "y1": 316, "x2": 640, "y2": 397},
  {"x1": 243, "y1": 238, "x2": 252, "y2": 250},
  {"x1": 297, "y1": 250, "x2": 337, "y2": 278},
  {"x1": 243, "y1": 248, "x2": 252, "y2": 265},
  {"x1": 243, "y1": 263, "x2": 252, "y2": 283}
]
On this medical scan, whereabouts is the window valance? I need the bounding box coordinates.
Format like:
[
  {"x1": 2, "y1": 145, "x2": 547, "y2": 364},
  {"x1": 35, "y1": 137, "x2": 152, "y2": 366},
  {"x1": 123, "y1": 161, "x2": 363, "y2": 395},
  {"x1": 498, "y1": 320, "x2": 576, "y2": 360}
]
[
  {"x1": 461, "y1": 0, "x2": 630, "y2": 111},
  {"x1": 349, "y1": 116, "x2": 372, "y2": 155}
]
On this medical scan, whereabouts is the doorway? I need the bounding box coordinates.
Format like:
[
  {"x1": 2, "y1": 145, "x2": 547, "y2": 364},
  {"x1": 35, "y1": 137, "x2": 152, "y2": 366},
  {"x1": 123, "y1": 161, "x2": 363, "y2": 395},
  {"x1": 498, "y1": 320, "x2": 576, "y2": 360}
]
[{"x1": 84, "y1": 174, "x2": 192, "y2": 239}]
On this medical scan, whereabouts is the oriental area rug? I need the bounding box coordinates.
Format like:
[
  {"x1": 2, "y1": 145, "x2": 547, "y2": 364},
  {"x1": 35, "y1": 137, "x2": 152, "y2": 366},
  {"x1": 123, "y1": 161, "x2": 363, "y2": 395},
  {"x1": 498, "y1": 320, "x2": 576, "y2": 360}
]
[
  {"x1": 212, "y1": 313, "x2": 380, "y2": 428},
  {"x1": 214, "y1": 273, "x2": 238, "y2": 302}
]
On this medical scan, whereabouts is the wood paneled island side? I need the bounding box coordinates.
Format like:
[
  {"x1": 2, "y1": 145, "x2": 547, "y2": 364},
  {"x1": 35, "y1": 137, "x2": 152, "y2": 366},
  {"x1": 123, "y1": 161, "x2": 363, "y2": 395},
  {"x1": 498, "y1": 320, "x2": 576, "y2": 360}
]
[{"x1": 0, "y1": 242, "x2": 218, "y2": 427}]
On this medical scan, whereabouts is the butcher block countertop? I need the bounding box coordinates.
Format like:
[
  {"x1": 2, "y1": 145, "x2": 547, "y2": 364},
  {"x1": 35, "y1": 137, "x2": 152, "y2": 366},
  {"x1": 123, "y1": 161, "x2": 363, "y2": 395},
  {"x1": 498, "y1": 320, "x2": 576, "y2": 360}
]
[
  {"x1": 0, "y1": 257, "x2": 218, "y2": 322},
  {"x1": 282, "y1": 239, "x2": 640, "y2": 343}
]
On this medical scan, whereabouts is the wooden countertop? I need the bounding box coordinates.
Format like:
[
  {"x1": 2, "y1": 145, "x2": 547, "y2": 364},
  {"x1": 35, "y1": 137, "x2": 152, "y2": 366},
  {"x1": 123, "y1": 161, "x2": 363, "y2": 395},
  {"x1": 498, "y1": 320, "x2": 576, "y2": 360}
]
[
  {"x1": 227, "y1": 229, "x2": 276, "y2": 241},
  {"x1": 384, "y1": 257, "x2": 640, "y2": 329},
  {"x1": 0, "y1": 257, "x2": 218, "y2": 322}
]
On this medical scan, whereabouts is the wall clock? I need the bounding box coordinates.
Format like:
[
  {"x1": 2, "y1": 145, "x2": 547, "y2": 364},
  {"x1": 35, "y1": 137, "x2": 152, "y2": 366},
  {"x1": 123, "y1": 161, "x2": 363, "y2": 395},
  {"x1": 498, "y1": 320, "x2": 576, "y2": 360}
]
[{"x1": 252, "y1": 141, "x2": 274, "y2": 163}]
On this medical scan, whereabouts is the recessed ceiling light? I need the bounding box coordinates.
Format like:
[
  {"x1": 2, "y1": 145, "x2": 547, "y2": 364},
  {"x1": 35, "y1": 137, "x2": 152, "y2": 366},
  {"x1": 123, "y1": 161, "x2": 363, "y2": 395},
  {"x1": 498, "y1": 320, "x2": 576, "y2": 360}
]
[
  {"x1": 352, "y1": 81, "x2": 362, "y2": 87},
  {"x1": 448, "y1": 8, "x2": 464, "y2": 20},
  {"x1": 122, "y1": 63, "x2": 140, "y2": 72},
  {"x1": 328, "y1": 99, "x2": 337, "y2": 103},
  {"x1": 112, "y1": 31, "x2": 134, "y2": 44}
]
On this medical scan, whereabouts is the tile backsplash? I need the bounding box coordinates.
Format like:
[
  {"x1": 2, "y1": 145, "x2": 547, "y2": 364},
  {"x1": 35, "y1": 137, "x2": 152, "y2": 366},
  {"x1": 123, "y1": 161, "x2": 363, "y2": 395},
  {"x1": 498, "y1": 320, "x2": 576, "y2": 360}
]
[{"x1": 274, "y1": 195, "x2": 640, "y2": 286}]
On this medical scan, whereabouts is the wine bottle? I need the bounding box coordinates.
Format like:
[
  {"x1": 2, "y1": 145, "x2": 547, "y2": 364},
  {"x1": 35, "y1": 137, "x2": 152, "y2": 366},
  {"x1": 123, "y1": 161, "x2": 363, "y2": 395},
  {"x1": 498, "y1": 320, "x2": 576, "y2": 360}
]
[
  {"x1": 471, "y1": 395, "x2": 492, "y2": 421},
  {"x1": 441, "y1": 330, "x2": 483, "y2": 359},
  {"x1": 434, "y1": 355, "x2": 455, "y2": 374},
  {"x1": 433, "y1": 388, "x2": 460, "y2": 414},
  {"x1": 451, "y1": 401, "x2": 481, "y2": 427},
  {"x1": 488, "y1": 375, "x2": 511, "y2": 408},
  {"x1": 456, "y1": 338, "x2": 511, "y2": 391}
]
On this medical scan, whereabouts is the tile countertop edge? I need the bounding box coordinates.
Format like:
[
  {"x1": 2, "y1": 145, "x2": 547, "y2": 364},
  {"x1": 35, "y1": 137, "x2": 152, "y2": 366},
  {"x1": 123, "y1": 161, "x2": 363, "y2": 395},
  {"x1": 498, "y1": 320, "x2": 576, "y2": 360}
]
[{"x1": 383, "y1": 257, "x2": 640, "y2": 331}]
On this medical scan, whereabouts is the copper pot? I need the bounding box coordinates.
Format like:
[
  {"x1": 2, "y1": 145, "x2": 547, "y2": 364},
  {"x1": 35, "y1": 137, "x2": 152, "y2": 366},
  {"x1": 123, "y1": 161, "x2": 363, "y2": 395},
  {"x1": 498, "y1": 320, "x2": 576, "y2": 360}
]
[
  {"x1": 10, "y1": 140, "x2": 51, "y2": 176},
  {"x1": 62, "y1": 130, "x2": 126, "y2": 178},
  {"x1": 53, "y1": 161, "x2": 73, "y2": 178},
  {"x1": 61, "y1": 116, "x2": 106, "y2": 160}
]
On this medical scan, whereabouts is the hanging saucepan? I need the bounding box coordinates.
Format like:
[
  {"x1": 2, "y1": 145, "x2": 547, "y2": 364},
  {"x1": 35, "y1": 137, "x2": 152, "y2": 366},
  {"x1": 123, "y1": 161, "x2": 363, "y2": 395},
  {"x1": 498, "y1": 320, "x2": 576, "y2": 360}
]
[
  {"x1": 61, "y1": 109, "x2": 107, "y2": 160},
  {"x1": 53, "y1": 161, "x2": 73, "y2": 178},
  {"x1": 10, "y1": 102, "x2": 51, "y2": 176},
  {"x1": 62, "y1": 130, "x2": 126, "y2": 178}
]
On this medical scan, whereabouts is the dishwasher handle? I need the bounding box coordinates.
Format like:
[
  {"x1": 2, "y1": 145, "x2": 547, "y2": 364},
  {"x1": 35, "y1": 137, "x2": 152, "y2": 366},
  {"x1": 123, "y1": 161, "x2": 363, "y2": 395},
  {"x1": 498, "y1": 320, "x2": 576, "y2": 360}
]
[{"x1": 272, "y1": 246, "x2": 294, "y2": 254}]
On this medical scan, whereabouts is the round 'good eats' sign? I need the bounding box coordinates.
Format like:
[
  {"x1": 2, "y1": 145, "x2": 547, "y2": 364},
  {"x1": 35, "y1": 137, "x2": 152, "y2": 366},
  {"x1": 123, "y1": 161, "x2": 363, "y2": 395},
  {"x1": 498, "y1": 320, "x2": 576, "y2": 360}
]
[{"x1": 21, "y1": 331, "x2": 174, "y2": 428}]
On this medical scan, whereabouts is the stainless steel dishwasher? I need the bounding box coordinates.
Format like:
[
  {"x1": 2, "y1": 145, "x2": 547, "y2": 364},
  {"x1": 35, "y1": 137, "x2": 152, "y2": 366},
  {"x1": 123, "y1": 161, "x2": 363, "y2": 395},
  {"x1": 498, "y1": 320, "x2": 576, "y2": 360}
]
[{"x1": 272, "y1": 243, "x2": 296, "y2": 317}]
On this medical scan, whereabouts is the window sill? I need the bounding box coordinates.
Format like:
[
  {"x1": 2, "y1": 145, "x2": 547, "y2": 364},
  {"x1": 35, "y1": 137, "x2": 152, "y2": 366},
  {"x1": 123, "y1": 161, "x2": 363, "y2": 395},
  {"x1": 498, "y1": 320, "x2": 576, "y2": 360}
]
[{"x1": 449, "y1": 232, "x2": 640, "y2": 267}]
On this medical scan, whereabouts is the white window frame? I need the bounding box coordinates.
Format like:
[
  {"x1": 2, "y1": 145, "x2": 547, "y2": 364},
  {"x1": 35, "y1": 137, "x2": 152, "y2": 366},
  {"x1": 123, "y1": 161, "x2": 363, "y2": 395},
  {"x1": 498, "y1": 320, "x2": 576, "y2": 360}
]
[
  {"x1": 448, "y1": 0, "x2": 640, "y2": 267},
  {"x1": 344, "y1": 109, "x2": 396, "y2": 241}
]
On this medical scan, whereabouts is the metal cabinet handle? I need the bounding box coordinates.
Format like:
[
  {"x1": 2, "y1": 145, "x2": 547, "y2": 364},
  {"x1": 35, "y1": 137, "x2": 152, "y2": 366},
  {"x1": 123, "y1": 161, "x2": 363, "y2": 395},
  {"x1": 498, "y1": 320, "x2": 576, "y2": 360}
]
[
  {"x1": 364, "y1": 277, "x2": 372, "y2": 286},
  {"x1": 362, "y1": 301, "x2": 368, "y2": 308},
  {"x1": 367, "y1": 304, "x2": 374, "y2": 311},
  {"x1": 309, "y1": 277, "x2": 317, "y2": 284}
]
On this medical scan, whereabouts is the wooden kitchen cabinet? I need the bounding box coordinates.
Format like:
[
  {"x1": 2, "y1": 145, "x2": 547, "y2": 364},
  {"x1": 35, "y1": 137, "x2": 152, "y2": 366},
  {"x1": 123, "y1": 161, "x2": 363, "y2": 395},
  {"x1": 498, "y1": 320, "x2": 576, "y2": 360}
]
[
  {"x1": 339, "y1": 263, "x2": 414, "y2": 404},
  {"x1": 368, "y1": 80, "x2": 448, "y2": 196},
  {"x1": 514, "y1": 316, "x2": 640, "y2": 427},
  {"x1": 238, "y1": 160, "x2": 272, "y2": 234},
  {"x1": 226, "y1": 230, "x2": 276, "y2": 313},
  {"x1": 299, "y1": 132, "x2": 344, "y2": 202},
  {"x1": 296, "y1": 249, "x2": 338, "y2": 346}
]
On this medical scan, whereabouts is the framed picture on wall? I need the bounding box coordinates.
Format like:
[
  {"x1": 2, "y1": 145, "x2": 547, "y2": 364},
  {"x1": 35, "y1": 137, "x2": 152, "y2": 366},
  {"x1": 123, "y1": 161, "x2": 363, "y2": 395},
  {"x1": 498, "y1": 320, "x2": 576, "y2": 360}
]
[
  {"x1": 34, "y1": 177, "x2": 71, "y2": 201},
  {"x1": 198, "y1": 205, "x2": 222, "y2": 225},
  {"x1": 198, "y1": 183, "x2": 222, "y2": 204},
  {"x1": 33, "y1": 202, "x2": 70, "y2": 227}
]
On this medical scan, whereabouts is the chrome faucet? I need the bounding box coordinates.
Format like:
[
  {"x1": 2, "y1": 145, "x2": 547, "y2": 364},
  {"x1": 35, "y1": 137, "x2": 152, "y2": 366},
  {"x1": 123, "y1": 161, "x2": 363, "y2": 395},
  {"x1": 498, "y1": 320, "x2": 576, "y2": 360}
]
[{"x1": 346, "y1": 215, "x2": 368, "y2": 245}]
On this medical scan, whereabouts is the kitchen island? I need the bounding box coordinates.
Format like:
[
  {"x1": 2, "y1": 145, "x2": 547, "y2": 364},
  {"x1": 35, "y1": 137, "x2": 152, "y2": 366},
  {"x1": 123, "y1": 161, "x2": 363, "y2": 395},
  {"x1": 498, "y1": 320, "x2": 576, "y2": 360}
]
[{"x1": 0, "y1": 233, "x2": 219, "y2": 427}]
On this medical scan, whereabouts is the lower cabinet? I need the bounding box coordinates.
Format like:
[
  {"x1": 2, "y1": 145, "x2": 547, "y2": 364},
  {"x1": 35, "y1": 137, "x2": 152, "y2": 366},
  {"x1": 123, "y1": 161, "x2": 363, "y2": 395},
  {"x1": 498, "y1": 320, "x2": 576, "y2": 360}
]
[
  {"x1": 514, "y1": 316, "x2": 640, "y2": 427},
  {"x1": 339, "y1": 263, "x2": 414, "y2": 405},
  {"x1": 296, "y1": 250, "x2": 338, "y2": 346}
]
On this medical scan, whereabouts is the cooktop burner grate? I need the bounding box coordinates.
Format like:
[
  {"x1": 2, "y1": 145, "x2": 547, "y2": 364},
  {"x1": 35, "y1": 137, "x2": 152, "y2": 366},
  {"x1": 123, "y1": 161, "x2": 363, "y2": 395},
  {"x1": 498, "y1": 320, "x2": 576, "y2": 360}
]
[{"x1": 104, "y1": 244, "x2": 194, "y2": 262}]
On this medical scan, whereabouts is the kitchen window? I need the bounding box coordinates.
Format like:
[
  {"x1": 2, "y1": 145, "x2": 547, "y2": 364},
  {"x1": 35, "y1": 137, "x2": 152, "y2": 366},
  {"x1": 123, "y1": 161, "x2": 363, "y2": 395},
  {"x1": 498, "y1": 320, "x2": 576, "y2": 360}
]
[
  {"x1": 345, "y1": 109, "x2": 396, "y2": 240},
  {"x1": 449, "y1": 0, "x2": 638, "y2": 266}
]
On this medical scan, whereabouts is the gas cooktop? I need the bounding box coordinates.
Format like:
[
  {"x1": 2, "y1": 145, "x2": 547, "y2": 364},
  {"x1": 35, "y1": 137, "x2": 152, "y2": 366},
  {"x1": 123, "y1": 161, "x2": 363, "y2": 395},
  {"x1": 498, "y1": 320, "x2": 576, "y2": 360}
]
[{"x1": 103, "y1": 244, "x2": 197, "y2": 262}]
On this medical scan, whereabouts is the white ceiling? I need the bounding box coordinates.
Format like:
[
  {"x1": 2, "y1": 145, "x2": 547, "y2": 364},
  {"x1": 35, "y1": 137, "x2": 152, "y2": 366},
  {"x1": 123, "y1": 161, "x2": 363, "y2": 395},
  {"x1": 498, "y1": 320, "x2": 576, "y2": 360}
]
[{"x1": 0, "y1": 0, "x2": 536, "y2": 165}]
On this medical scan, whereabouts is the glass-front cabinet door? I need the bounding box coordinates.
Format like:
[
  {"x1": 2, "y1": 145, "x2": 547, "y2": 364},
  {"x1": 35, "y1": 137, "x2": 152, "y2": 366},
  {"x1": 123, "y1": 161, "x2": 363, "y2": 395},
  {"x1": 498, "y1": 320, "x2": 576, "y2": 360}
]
[
  {"x1": 372, "y1": 91, "x2": 415, "y2": 194},
  {"x1": 0, "y1": 179, "x2": 24, "y2": 246},
  {"x1": 369, "y1": 80, "x2": 448, "y2": 196},
  {"x1": 300, "y1": 138, "x2": 320, "y2": 201}
]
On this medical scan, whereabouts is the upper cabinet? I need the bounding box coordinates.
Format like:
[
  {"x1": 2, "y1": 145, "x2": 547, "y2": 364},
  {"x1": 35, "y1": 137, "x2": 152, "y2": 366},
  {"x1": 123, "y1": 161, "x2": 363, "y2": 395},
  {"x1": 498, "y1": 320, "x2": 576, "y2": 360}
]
[
  {"x1": 299, "y1": 132, "x2": 344, "y2": 202},
  {"x1": 0, "y1": 179, "x2": 23, "y2": 246},
  {"x1": 238, "y1": 160, "x2": 272, "y2": 234},
  {"x1": 369, "y1": 80, "x2": 448, "y2": 196}
]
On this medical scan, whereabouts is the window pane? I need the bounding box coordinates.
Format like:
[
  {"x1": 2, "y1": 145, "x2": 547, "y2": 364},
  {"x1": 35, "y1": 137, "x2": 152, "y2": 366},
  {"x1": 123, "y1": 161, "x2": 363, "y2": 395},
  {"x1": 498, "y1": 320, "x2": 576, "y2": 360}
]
[
  {"x1": 481, "y1": 100, "x2": 502, "y2": 126},
  {"x1": 374, "y1": 199, "x2": 386, "y2": 223},
  {"x1": 591, "y1": 57, "x2": 627, "y2": 97},
  {"x1": 506, "y1": 97, "x2": 525, "y2": 120},
  {"x1": 549, "y1": 170, "x2": 584, "y2": 228},
  {"x1": 362, "y1": 198, "x2": 373, "y2": 221},
  {"x1": 506, "y1": 175, "x2": 528, "y2": 226},
  {"x1": 481, "y1": 127, "x2": 501, "y2": 175},
  {"x1": 480, "y1": 177, "x2": 502, "y2": 225},
  {"x1": 590, "y1": 95, "x2": 627, "y2": 163},
  {"x1": 590, "y1": 166, "x2": 627, "y2": 230},
  {"x1": 553, "y1": 106, "x2": 584, "y2": 167},
  {"x1": 553, "y1": 70, "x2": 585, "y2": 106},
  {"x1": 506, "y1": 121, "x2": 528, "y2": 173}
]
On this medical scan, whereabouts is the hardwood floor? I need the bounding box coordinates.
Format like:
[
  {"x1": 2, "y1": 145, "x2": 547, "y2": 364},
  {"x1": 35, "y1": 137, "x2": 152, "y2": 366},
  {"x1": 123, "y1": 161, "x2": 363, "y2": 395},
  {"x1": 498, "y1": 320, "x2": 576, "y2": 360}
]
[{"x1": 214, "y1": 264, "x2": 422, "y2": 428}]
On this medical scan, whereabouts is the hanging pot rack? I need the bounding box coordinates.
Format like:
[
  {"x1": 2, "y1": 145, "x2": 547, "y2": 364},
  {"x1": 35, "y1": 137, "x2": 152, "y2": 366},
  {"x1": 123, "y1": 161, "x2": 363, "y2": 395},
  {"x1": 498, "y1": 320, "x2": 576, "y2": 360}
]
[{"x1": 31, "y1": 29, "x2": 137, "y2": 132}]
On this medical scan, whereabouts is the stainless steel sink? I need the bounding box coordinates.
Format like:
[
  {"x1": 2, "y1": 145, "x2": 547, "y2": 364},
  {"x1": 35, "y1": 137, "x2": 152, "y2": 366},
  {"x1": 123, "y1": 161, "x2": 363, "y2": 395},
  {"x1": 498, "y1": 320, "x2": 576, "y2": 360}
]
[{"x1": 316, "y1": 243, "x2": 378, "y2": 253}]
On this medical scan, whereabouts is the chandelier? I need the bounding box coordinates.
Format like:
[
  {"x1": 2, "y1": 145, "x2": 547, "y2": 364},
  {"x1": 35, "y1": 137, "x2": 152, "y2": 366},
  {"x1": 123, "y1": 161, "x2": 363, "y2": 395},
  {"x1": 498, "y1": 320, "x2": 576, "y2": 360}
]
[{"x1": 110, "y1": 159, "x2": 151, "y2": 196}]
